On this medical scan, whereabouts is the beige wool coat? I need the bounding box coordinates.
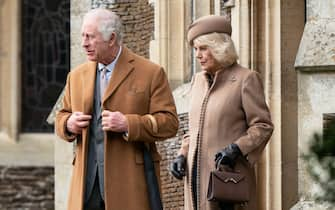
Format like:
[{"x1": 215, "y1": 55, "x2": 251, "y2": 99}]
[
  {"x1": 179, "y1": 63, "x2": 273, "y2": 210},
  {"x1": 55, "y1": 47, "x2": 179, "y2": 210}
]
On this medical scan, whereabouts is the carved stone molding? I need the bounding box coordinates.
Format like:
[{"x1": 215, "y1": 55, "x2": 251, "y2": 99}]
[
  {"x1": 0, "y1": 0, "x2": 3, "y2": 59},
  {"x1": 222, "y1": 0, "x2": 235, "y2": 9},
  {"x1": 295, "y1": 0, "x2": 335, "y2": 71},
  {"x1": 221, "y1": 0, "x2": 235, "y2": 20}
]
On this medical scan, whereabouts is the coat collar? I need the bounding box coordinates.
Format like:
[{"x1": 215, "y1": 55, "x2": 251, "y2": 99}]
[
  {"x1": 82, "y1": 61, "x2": 96, "y2": 114},
  {"x1": 102, "y1": 46, "x2": 135, "y2": 106},
  {"x1": 81, "y1": 46, "x2": 135, "y2": 114},
  {"x1": 199, "y1": 62, "x2": 239, "y2": 86}
]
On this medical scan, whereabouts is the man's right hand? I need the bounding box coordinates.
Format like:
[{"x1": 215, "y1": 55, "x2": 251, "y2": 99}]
[
  {"x1": 66, "y1": 112, "x2": 92, "y2": 134},
  {"x1": 170, "y1": 155, "x2": 186, "y2": 180}
]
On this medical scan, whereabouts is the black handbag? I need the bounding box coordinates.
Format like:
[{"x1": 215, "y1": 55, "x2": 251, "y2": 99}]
[{"x1": 142, "y1": 144, "x2": 163, "y2": 210}]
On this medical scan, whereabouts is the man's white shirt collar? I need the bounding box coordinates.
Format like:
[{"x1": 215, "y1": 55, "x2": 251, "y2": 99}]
[{"x1": 98, "y1": 46, "x2": 123, "y2": 71}]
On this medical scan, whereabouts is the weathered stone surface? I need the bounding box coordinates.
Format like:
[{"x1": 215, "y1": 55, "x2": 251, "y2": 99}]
[
  {"x1": 294, "y1": 0, "x2": 335, "y2": 209},
  {"x1": 295, "y1": 0, "x2": 335, "y2": 70},
  {"x1": 0, "y1": 166, "x2": 54, "y2": 210},
  {"x1": 173, "y1": 83, "x2": 192, "y2": 114},
  {"x1": 290, "y1": 200, "x2": 335, "y2": 210},
  {"x1": 294, "y1": 19, "x2": 335, "y2": 70}
]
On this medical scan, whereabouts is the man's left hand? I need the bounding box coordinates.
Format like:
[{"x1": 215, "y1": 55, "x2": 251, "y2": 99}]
[{"x1": 101, "y1": 110, "x2": 128, "y2": 132}]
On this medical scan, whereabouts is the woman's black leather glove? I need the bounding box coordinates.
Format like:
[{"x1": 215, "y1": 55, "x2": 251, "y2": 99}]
[
  {"x1": 215, "y1": 143, "x2": 242, "y2": 169},
  {"x1": 170, "y1": 155, "x2": 186, "y2": 180}
]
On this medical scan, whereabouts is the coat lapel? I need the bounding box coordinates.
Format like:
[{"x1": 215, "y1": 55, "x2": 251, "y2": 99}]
[
  {"x1": 102, "y1": 47, "x2": 135, "y2": 106},
  {"x1": 82, "y1": 61, "x2": 97, "y2": 114}
]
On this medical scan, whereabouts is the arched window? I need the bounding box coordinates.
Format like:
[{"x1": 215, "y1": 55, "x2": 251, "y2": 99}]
[{"x1": 21, "y1": 0, "x2": 70, "y2": 132}]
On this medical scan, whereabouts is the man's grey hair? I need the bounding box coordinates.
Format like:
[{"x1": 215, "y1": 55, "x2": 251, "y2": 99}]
[
  {"x1": 194, "y1": 32, "x2": 238, "y2": 68},
  {"x1": 83, "y1": 8, "x2": 124, "y2": 44}
]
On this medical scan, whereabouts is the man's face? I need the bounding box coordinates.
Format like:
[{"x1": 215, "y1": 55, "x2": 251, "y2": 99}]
[
  {"x1": 81, "y1": 19, "x2": 110, "y2": 64},
  {"x1": 193, "y1": 42, "x2": 220, "y2": 74}
]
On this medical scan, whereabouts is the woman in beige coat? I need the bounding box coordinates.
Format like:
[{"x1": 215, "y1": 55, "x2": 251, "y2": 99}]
[{"x1": 170, "y1": 15, "x2": 273, "y2": 210}]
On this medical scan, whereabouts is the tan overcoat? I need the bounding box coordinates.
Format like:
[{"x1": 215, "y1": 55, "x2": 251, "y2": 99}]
[
  {"x1": 179, "y1": 63, "x2": 273, "y2": 210},
  {"x1": 55, "y1": 47, "x2": 178, "y2": 210}
]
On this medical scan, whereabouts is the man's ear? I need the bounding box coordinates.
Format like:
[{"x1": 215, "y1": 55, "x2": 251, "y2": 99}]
[{"x1": 109, "y1": 32, "x2": 117, "y2": 46}]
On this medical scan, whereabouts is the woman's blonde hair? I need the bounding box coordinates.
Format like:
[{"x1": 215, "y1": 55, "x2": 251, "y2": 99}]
[{"x1": 194, "y1": 32, "x2": 238, "y2": 68}]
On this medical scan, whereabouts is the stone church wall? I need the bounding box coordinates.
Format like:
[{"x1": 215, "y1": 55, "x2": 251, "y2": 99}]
[
  {"x1": 0, "y1": 167, "x2": 54, "y2": 210},
  {"x1": 92, "y1": 0, "x2": 154, "y2": 59},
  {"x1": 157, "y1": 113, "x2": 188, "y2": 209},
  {"x1": 0, "y1": 0, "x2": 56, "y2": 209}
]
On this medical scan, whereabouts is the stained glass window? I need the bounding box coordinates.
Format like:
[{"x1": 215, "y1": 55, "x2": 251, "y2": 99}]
[{"x1": 21, "y1": 0, "x2": 70, "y2": 132}]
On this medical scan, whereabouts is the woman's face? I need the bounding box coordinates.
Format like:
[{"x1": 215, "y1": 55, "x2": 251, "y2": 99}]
[{"x1": 193, "y1": 42, "x2": 220, "y2": 74}]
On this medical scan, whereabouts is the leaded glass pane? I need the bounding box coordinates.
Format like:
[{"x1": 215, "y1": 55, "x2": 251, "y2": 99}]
[{"x1": 21, "y1": 0, "x2": 70, "y2": 132}]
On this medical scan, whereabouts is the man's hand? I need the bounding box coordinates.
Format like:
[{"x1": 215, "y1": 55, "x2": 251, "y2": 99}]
[
  {"x1": 101, "y1": 110, "x2": 128, "y2": 132},
  {"x1": 66, "y1": 112, "x2": 92, "y2": 134}
]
